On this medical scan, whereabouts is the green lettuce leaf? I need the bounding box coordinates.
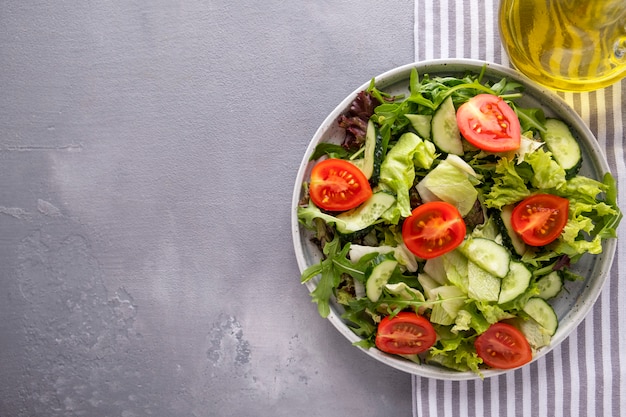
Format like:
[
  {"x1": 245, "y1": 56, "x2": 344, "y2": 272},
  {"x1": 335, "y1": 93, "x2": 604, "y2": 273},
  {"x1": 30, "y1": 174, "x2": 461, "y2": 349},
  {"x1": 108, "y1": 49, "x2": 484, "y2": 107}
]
[
  {"x1": 557, "y1": 175, "x2": 606, "y2": 203},
  {"x1": 484, "y1": 157, "x2": 530, "y2": 209},
  {"x1": 416, "y1": 156, "x2": 479, "y2": 216},
  {"x1": 524, "y1": 147, "x2": 566, "y2": 190},
  {"x1": 413, "y1": 139, "x2": 438, "y2": 170},
  {"x1": 552, "y1": 173, "x2": 622, "y2": 257},
  {"x1": 427, "y1": 331, "x2": 483, "y2": 374},
  {"x1": 379, "y1": 132, "x2": 436, "y2": 217},
  {"x1": 297, "y1": 203, "x2": 348, "y2": 231}
]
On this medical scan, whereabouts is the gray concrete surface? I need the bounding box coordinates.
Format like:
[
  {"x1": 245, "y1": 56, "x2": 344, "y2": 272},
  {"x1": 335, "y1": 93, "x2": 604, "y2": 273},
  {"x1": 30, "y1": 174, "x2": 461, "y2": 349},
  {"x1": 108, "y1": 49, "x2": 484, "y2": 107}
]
[{"x1": 0, "y1": 1, "x2": 415, "y2": 416}]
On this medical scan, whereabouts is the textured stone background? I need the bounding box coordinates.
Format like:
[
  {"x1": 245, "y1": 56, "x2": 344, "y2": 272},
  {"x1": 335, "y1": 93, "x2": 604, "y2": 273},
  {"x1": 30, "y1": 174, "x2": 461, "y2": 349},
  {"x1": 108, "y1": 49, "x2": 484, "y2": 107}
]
[{"x1": 0, "y1": 1, "x2": 415, "y2": 416}]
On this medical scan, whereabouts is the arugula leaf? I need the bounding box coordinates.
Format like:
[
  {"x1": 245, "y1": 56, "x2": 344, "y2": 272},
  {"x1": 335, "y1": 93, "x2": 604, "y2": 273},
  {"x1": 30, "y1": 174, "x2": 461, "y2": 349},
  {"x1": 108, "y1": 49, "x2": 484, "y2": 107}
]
[
  {"x1": 489, "y1": 77, "x2": 524, "y2": 96},
  {"x1": 595, "y1": 173, "x2": 623, "y2": 239},
  {"x1": 301, "y1": 236, "x2": 394, "y2": 318},
  {"x1": 300, "y1": 236, "x2": 350, "y2": 317},
  {"x1": 341, "y1": 309, "x2": 376, "y2": 338},
  {"x1": 309, "y1": 143, "x2": 349, "y2": 160},
  {"x1": 406, "y1": 68, "x2": 437, "y2": 110},
  {"x1": 513, "y1": 105, "x2": 547, "y2": 133}
]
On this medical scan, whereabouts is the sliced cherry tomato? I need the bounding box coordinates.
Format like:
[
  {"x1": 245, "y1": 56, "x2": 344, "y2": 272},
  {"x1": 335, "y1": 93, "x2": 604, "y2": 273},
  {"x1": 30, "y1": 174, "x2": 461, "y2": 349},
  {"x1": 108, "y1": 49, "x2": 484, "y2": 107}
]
[
  {"x1": 474, "y1": 322, "x2": 532, "y2": 369},
  {"x1": 402, "y1": 201, "x2": 466, "y2": 259},
  {"x1": 309, "y1": 158, "x2": 372, "y2": 211},
  {"x1": 511, "y1": 194, "x2": 569, "y2": 246},
  {"x1": 375, "y1": 312, "x2": 437, "y2": 355},
  {"x1": 456, "y1": 94, "x2": 521, "y2": 152}
]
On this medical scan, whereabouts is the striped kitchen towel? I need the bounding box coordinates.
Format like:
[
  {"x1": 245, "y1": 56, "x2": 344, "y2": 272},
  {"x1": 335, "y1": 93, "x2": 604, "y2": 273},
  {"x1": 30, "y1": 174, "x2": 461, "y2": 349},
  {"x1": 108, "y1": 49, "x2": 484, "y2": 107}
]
[{"x1": 412, "y1": 1, "x2": 626, "y2": 416}]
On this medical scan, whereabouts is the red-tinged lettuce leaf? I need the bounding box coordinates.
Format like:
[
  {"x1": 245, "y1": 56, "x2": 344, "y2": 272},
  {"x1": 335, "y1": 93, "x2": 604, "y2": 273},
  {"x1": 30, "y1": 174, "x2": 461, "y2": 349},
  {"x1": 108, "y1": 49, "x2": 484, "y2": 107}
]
[{"x1": 338, "y1": 91, "x2": 380, "y2": 151}]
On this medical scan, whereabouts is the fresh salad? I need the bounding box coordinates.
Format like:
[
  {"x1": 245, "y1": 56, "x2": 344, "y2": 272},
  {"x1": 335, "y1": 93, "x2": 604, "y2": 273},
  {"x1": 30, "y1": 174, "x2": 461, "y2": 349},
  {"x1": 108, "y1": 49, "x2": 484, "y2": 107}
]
[{"x1": 296, "y1": 66, "x2": 622, "y2": 375}]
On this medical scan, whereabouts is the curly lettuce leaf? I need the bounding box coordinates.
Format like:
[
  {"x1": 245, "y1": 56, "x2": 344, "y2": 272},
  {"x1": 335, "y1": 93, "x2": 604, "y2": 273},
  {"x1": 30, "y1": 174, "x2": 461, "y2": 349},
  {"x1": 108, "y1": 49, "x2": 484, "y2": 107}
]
[
  {"x1": 427, "y1": 331, "x2": 483, "y2": 374},
  {"x1": 551, "y1": 173, "x2": 622, "y2": 257},
  {"x1": 524, "y1": 147, "x2": 566, "y2": 190},
  {"x1": 484, "y1": 157, "x2": 531, "y2": 209}
]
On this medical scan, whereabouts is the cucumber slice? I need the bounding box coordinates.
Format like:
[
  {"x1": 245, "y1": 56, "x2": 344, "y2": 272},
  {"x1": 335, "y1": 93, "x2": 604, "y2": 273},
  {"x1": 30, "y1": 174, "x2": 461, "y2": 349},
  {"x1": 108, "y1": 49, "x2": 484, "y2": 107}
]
[
  {"x1": 351, "y1": 119, "x2": 384, "y2": 184},
  {"x1": 467, "y1": 260, "x2": 501, "y2": 302},
  {"x1": 335, "y1": 192, "x2": 395, "y2": 234},
  {"x1": 536, "y1": 271, "x2": 563, "y2": 300},
  {"x1": 523, "y1": 297, "x2": 558, "y2": 336},
  {"x1": 498, "y1": 260, "x2": 532, "y2": 304},
  {"x1": 458, "y1": 237, "x2": 511, "y2": 278},
  {"x1": 365, "y1": 259, "x2": 398, "y2": 302},
  {"x1": 405, "y1": 113, "x2": 432, "y2": 139},
  {"x1": 541, "y1": 118, "x2": 582, "y2": 178},
  {"x1": 513, "y1": 317, "x2": 552, "y2": 350},
  {"x1": 497, "y1": 204, "x2": 527, "y2": 257},
  {"x1": 363, "y1": 119, "x2": 383, "y2": 183},
  {"x1": 431, "y1": 96, "x2": 464, "y2": 155}
]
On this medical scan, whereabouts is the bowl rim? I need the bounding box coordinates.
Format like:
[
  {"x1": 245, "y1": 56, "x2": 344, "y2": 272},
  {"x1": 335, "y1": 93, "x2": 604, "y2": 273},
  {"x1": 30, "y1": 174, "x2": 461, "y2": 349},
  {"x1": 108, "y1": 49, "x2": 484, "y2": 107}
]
[{"x1": 291, "y1": 58, "x2": 618, "y2": 380}]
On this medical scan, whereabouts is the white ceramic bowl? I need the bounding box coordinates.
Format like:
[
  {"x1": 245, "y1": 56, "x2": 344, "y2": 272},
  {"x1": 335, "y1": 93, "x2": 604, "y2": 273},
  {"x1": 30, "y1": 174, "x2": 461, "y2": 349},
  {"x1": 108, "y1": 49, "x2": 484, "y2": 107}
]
[{"x1": 291, "y1": 59, "x2": 618, "y2": 380}]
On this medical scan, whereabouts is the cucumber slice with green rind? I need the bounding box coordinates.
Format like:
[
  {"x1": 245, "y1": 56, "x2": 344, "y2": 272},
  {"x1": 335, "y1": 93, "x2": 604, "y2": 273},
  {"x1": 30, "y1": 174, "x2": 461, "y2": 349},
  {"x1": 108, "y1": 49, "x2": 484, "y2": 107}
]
[
  {"x1": 523, "y1": 297, "x2": 558, "y2": 336},
  {"x1": 541, "y1": 118, "x2": 582, "y2": 178},
  {"x1": 458, "y1": 237, "x2": 511, "y2": 278},
  {"x1": 536, "y1": 271, "x2": 563, "y2": 300},
  {"x1": 351, "y1": 119, "x2": 384, "y2": 185},
  {"x1": 498, "y1": 260, "x2": 532, "y2": 304},
  {"x1": 467, "y1": 260, "x2": 501, "y2": 302},
  {"x1": 497, "y1": 204, "x2": 527, "y2": 257},
  {"x1": 515, "y1": 317, "x2": 552, "y2": 350},
  {"x1": 405, "y1": 113, "x2": 432, "y2": 139},
  {"x1": 335, "y1": 192, "x2": 395, "y2": 234},
  {"x1": 431, "y1": 96, "x2": 464, "y2": 155},
  {"x1": 365, "y1": 259, "x2": 398, "y2": 302}
]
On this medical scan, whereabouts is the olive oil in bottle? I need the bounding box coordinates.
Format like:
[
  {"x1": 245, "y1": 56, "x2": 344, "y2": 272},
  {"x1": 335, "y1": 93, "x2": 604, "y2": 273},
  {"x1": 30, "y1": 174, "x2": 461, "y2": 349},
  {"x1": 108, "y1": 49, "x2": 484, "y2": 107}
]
[{"x1": 499, "y1": 0, "x2": 626, "y2": 91}]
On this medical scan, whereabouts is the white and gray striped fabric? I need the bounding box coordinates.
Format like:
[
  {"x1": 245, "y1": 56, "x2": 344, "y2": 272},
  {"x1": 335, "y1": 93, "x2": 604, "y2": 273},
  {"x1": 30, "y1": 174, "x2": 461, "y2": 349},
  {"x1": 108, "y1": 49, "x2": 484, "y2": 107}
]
[{"x1": 412, "y1": 1, "x2": 626, "y2": 416}]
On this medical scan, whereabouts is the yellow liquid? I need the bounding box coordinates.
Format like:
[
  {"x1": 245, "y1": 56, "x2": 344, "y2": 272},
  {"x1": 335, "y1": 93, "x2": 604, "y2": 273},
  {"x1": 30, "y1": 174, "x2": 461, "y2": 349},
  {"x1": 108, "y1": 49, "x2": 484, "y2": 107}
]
[{"x1": 499, "y1": 0, "x2": 626, "y2": 91}]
